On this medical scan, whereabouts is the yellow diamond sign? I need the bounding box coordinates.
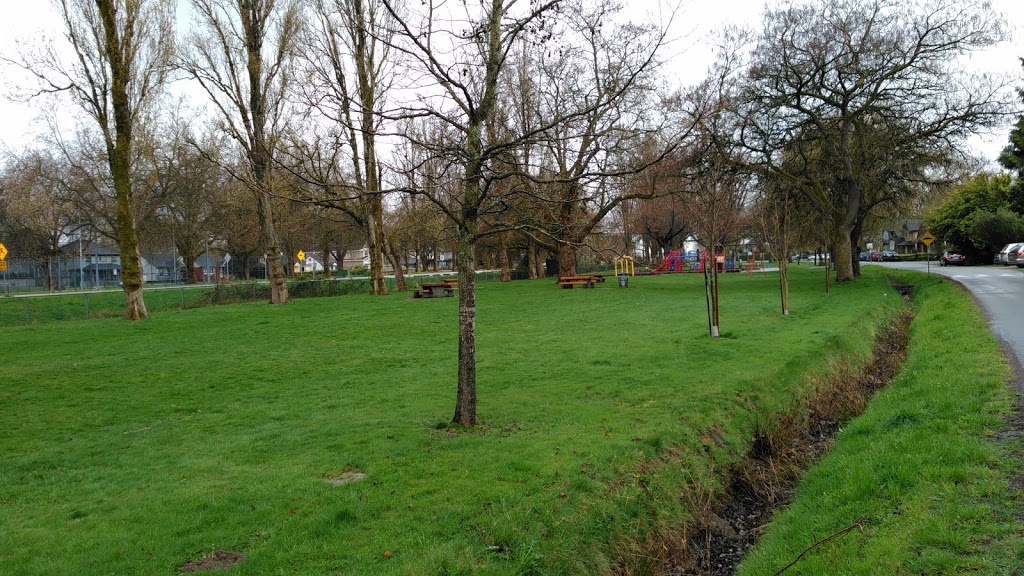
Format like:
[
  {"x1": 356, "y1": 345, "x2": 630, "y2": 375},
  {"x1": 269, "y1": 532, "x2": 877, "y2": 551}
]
[
  {"x1": 920, "y1": 231, "x2": 936, "y2": 246},
  {"x1": 0, "y1": 242, "x2": 7, "y2": 260},
  {"x1": 297, "y1": 250, "x2": 305, "y2": 261}
]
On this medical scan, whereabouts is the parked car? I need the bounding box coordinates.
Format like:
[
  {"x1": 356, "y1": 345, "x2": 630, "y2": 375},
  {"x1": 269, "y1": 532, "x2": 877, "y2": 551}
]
[
  {"x1": 940, "y1": 251, "x2": 967, "y2": 266},
  {"x1": 881, "y1": 251, "x2": 899, "y2": 262},
  {"x1": 869, "y1": 252, "x2": 882, "y2": 261},
  {"x1": 1009, "y1": 245, "x2": 1024, "y2": 267},
  {"x1": 997, "y1": 242, "x2": 1023, "y2": 265}
]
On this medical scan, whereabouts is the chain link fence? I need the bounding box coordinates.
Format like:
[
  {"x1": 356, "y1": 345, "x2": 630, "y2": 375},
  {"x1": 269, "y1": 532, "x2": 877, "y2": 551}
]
[{"x1": 0, "y1": 272, "x2": 504, "y2": 326}]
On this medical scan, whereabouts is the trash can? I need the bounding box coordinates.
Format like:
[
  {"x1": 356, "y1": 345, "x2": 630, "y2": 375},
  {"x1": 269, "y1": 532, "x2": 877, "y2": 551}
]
[{"x1": 618, "y1": 273, "x2": 628, "y2": 288}]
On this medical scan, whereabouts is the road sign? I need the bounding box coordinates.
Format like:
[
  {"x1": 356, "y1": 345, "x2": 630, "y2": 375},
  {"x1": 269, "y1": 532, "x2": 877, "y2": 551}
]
[
  {"x1": 297, "y1": 250, "x2": 305, "y2": 261},
  {"x1": 223, "y1": 253, "x2": 231, "y2": 264},
  {"x1": 0, "y1": 243, "x2": 7, "y2": 260},
  {"x1": 0, "y1": 260, "x2": 7, "y2": 271},
  {"x1": 920, "y1": 231, "x2": 936, "y2": 246}
]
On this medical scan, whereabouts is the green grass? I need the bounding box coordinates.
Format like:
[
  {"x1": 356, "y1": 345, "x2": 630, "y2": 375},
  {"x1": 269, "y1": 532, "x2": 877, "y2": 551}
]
[
  {"x1": 2, "y1": 268, "x2": 907, "y2": 574},
  {"x1": 736, "y1": 270, "x2": 1024, "y2": 575}
]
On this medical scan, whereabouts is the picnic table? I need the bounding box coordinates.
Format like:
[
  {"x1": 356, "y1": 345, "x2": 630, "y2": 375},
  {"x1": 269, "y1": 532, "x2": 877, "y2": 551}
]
[
  {"x1": 557, "y1": 274, "x2": 601, "y2": 288},
  {"x1": 414, "y1": 282, "x2": 455, "y2": 298}
]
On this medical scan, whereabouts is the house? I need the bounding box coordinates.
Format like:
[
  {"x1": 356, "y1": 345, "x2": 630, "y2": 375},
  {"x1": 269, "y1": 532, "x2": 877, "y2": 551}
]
[
  {"x1": 74, "y1": 242, "x2": 122, "y2": 288},
  {"x1": 896, "y1": 219, "x2": 925, "y2": 254},
  {"x1": 292, "y1": 252, "x2": 326, "y2": 274},
  {"x1": 194, "y1": 251, "x2": 230, "y2": 282}
]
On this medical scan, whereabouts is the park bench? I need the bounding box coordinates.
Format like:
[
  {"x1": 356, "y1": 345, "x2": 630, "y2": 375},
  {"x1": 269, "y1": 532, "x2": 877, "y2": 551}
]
[{"x1": 413, "y1": 282, "x2": 455, "y2": 298}]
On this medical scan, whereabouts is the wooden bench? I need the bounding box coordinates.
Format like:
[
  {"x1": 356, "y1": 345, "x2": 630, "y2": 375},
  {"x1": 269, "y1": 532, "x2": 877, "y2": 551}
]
[
  {"x1": 557, "y1": 275, "x2": 596, "y2": 289},
  {"x1": 413, "y1": 282, "x2": 455, "y2": 298},
  {"x1": 442, "y1": 278, "x2": 459, "y2": 287},
  {"x1": 741, "y1": 261, "x2": 765, "y2": 272}
]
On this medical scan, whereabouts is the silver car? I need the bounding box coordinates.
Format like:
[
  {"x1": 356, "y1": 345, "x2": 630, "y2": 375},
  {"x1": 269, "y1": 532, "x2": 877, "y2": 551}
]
[
  {"x1": 997, "y1": 242, "x2": 1023, "y2": 265},
  {"x1": 1011, "y1": 244, "x2": 1024, "y2": 267}
]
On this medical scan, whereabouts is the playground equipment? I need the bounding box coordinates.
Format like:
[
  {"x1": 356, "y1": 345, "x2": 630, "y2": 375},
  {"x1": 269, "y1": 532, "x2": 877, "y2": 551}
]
[
  {"x1": 652, "y1": 247, "x2": 768, "y2": 274},
  {"x1": 614, "y1": 256, "x2": 635, "y2": 276},
  {"x1": 651, "y1": 249, "x2": 689, "y2": 273}
]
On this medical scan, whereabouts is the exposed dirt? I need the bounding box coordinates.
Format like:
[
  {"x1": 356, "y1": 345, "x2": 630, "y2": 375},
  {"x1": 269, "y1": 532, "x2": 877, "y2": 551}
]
[
  {"x1": 179, "y1": 550, "x2": 245, "y2": 573},
  {"x1": 665, "y1": 295, "x2": 914, "y2": 576},
  {"x1": 325, "y1": 471, "x2": 368, "y2": 486}
]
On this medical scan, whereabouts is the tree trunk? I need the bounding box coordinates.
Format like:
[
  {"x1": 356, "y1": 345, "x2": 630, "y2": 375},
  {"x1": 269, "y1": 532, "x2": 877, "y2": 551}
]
[
  {"x1": 850, "y1": 219, "x2": 863, "y2": 278},
  {"x1": 111, "y1": 135, "x2": 147, "y2": 319},
  {"x1": 833, "y1": 225, "x2": 854, "y2": 282},
  {"x1": 453, "y1": 220, "x2": 477, "y2": 427},
  {"x1": 385, "y1": 233, "x2": 407, "y2": 292},
  {"x1": 527, "y1": 238, "x2": 538, "y2": 279},
  {"x1": 557, "y1": 241, "x2": 576, "y2": 277},
  {"x1": 256, "y1": 190, "x2": 289, "y2": 304},
  {"x1": 499, "y1": 234, "x2": 511, "y2": 282},
  {"x1": 778, "y1": 261, "x2": 789, "y2": 316},
  {"x1": 366, "y1": 206, "x2": 388, "y2": 295},
  {"x1": 183, "y1": 249, "x2": 200, "y2": 283},
  {"x1": 710, "y1": 263, "x2": 720, "y2": 336}
]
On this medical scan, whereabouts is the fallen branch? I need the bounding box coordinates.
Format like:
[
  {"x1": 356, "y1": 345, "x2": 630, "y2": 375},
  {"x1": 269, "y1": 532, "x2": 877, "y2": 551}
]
[{"x1": 771, "y1": 518, "x2": 866, "y2": 576}]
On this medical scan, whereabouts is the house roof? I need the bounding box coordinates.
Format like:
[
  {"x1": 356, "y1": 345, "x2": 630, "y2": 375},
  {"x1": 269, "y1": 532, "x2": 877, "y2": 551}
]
[{"x1": 903, "y1": 219, "x2": 923, "y2": 232}]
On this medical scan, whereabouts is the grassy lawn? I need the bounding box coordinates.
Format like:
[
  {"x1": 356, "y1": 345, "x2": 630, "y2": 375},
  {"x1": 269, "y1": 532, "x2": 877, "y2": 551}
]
[
  {"x1": 736, "y1": 270, "x2": 1024, "y2": 575},
  {"x1": 2, "y1": 268, "x2": 909, "y2": 574}
]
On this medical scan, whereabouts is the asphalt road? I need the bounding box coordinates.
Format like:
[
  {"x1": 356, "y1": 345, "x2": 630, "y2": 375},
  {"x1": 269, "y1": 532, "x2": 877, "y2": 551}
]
[{"x1": 873, "y1": 260, "x2": 1024, "y2": 369}]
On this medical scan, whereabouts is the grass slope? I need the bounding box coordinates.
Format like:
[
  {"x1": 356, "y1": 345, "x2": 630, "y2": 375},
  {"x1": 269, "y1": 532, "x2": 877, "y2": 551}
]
[
  {"x1": 736, "y1": 270, "x2": 1024, "y2": 575},
  {"x1": 2, "y1": 269, "x2": 899, "y2": 575}
]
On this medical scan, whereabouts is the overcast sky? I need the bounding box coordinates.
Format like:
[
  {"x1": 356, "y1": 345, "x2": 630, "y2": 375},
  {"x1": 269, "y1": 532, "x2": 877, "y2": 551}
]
[{"x1": 1, "y1": 0, "x2": 1022, "y2": 163}]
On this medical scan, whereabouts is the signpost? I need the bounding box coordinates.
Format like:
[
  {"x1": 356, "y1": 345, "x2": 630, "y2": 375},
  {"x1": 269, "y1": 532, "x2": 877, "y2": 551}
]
[
  {"x1": 920, "y1": 230, "x2": 936, "y2": 274},
  {"x1": 297, "y1": 251, "x2": 305, "y2": 274}
]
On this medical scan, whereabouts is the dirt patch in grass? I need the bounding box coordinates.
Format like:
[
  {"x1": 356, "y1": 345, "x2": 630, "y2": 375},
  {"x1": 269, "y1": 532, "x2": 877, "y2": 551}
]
[
  {"x1": 663, "y1": 304, "x2": 914, "y2": 575},
  {"x1": 179, "y1": 550, "x2": 245, "y2": 573},
  {"x1": 325, "y1": 471, "x2": 368, "y2": 486}
]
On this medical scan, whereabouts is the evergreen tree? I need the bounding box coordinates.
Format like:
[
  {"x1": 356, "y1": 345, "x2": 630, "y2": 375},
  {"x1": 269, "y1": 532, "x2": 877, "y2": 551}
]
[{"x1": 997, "y1": 57, "x2": 1024, "y2": 214}]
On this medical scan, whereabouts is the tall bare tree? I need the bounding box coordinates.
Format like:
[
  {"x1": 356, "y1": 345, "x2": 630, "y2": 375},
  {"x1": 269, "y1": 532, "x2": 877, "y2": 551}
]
[
  {"x1": 383, "y1": 0, "x2": 561, "y2": 426},
  {"x1": 5, "y1": 0, "x2": 174, "y2": 318},
  {"x1": 302, "y1": 0, "x2": 399, "y2": 294},
  {"x1": 179, "y1": 0, "x2": 301, "y2": 304},
  {"x1": 511, "y1": 0, "x2": 683, "y2": 275}
]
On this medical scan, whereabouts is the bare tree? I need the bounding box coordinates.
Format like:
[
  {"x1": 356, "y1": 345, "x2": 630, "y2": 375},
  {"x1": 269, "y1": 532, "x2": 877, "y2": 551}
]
[
  {"x1": 152, "y1": 121, "x2": 228, "y2": 284},
  {"x1": 179, "y1": 0, "x2": 302, "y2": 304},
  {"x1": 0, "y1": 149, "x2": 81, "y2": 290},
  {"x1": 511, "y1": 0, "x2": 683, "y2": 275},
  {"x1": 300, "y1": 0, "x2": 401, "y2": 294},
  {"x1": 5, "y1": 0, "x2": 174, "y2": 318},
  {"x1": 382, "y1": 0, "x2": 563, "y2": 426},
  {"x1": 753, "y1": 174, "x2": 797, "y2": 315},
  {"x1": 740, "y1": 0, "x2": 1012, "y2": 282}
]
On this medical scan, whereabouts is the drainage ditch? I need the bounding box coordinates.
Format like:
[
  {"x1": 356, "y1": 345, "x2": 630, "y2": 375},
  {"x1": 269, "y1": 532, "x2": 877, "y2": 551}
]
[{"x1": 665, "y1": 286, "x2": 914, "y2": 575}]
